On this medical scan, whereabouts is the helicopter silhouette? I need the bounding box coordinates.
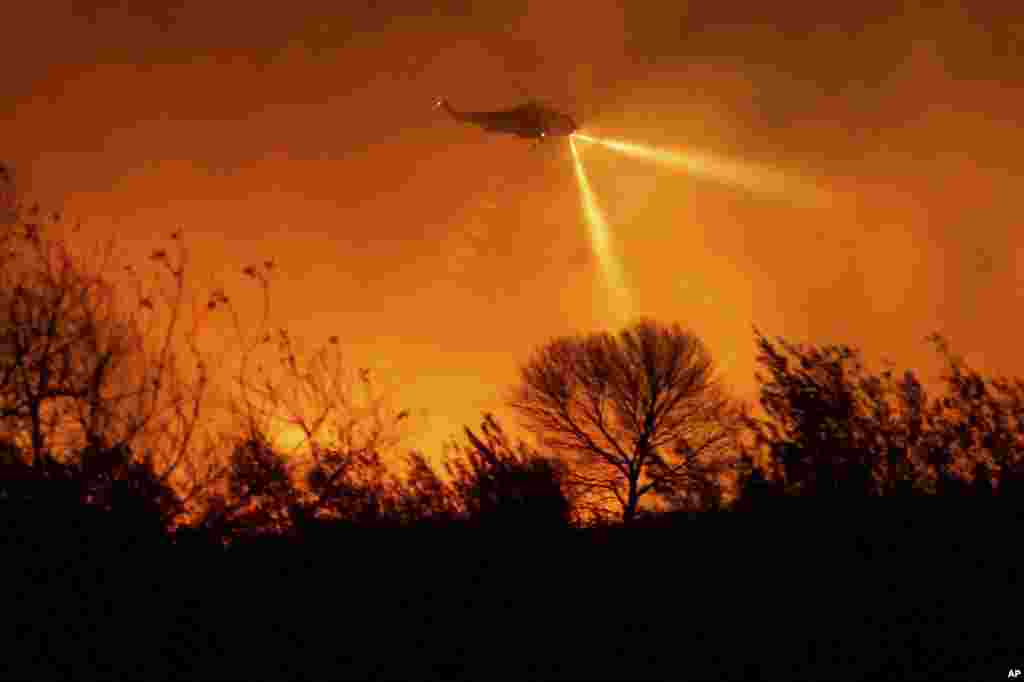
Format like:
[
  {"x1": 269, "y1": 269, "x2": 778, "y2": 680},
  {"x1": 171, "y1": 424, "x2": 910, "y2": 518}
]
[{"x1": 435, "y1": 97, "x2": 579, "y2": 143}]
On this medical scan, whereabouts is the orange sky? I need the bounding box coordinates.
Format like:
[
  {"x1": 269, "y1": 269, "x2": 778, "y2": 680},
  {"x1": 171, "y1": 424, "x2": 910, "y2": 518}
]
[{"x1": 4, "y1": 2, "x2": 1024, "y2": 464}]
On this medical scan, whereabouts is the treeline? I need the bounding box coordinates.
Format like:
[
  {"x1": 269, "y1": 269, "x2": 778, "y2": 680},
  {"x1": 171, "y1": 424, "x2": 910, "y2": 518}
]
[
  {"x1": 2, "y1": 164, "x2": 1021, "y2": 544},
  {"x1": 4, "y1": 321, "x2": 1021, "y2": 549}
]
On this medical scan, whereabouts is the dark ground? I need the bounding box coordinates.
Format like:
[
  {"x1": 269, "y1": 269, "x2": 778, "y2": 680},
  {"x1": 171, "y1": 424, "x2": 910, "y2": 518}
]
[{"x1": 2, "y1": 506, "x2": 1019, "y2": 680}]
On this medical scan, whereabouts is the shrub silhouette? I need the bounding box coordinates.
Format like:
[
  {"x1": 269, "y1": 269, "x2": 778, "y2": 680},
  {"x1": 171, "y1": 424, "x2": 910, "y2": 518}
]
[
  {"x1": 446, "y1": 413, "x2": 573, "y2": 527},
  {"x1": 197, "y1": 434, "x2": 301, "y2": 541},
  {"x1": 1, "y1": 438, "x2": 180, "y2": 558},
  {"x1": 741, "y1": 328, "x2": 1024, "y2": 517}
]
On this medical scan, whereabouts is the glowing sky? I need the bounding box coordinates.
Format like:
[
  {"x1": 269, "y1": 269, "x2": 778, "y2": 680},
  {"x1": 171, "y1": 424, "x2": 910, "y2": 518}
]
[{"x1": 4, "y1": 3, "x2": 1024, "y2": 463}]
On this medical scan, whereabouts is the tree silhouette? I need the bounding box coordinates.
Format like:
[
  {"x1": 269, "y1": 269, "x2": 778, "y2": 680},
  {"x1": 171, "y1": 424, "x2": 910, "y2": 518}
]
[
  {"x1": 508, "y1": 318, "x2": 742, "y2": 524},
  {"x1": 920, "y1": 333, "x2": 1024, "y2": 503},
  {"x1": 0, "y1": 231, "x2": 138, "y2": 463},
  {"x1": 744, "y1": 329, "x2": 883, "y2": 504},
  {"x1": 741, "y1": 328, "x2": 1024, "y2": 511},
  {"x1": 0, "y1": 170, "x2": 237, "y2": 526},
  {"x1": 217, "y1": 310, "x2": 420, "y2": 526}
]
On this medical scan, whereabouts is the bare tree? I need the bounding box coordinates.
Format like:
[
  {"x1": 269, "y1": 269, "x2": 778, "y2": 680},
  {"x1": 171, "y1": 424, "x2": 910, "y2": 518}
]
[
  {"x1": 508, "y1": 319, "x2": 742, "y2": 524},
  {"x1": 0, "y1": 167, "x2": 252, "y2": 526},
  {"x1": 220, "y1": 296, "x2": 420, "y2": 528}
]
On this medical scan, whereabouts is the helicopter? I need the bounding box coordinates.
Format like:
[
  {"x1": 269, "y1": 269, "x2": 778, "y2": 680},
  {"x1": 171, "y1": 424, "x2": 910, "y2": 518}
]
[{"x1": 435, "y1": 97, "x2": 579, "y2": 143}]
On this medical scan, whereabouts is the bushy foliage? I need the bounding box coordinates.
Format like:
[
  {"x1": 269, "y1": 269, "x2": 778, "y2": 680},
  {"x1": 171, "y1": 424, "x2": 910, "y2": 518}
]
[
  {"x1": 740, "y1": 329, "x2": 1024, "y2": 511},
  {"x1": 446, "y1": 413, "x2": 573, "y2": 527},
  {"x1": 1, "y1": 438, "x2": 181, "y2": 554}
]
